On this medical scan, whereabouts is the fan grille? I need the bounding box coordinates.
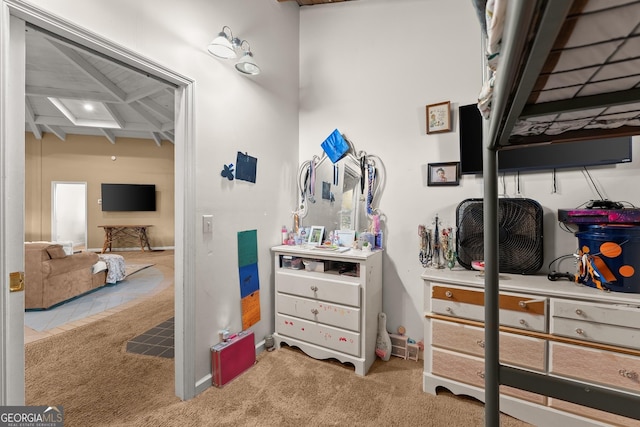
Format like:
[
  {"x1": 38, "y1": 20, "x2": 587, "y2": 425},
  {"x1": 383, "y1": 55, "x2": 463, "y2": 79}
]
[{"x1": 456, "y1": 198, "x2": 544, "y2": 274}]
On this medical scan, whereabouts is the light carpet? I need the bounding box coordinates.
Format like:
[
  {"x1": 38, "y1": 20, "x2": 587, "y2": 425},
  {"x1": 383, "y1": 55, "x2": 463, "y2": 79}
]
[
  {"x1": 125, "y1": 263, "x2": 154, "y2": 277},
  {"x1": 25, "y1": 280, "x2": 530, "y2": 427}
]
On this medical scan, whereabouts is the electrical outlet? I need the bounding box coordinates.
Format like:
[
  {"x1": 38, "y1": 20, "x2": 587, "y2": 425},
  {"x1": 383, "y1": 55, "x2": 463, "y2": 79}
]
[{"x1": 202, "y1": 215, "x2": 213, "y2": 233}]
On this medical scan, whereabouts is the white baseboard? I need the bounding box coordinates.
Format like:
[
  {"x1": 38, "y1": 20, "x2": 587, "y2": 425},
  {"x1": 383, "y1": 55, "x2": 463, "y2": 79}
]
[{"x1": 195, "y1": 374, "x2": 212, "y2": 396}]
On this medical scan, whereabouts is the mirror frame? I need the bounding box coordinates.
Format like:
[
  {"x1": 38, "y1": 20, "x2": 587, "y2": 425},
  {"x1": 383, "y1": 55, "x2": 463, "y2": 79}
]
[{"x1": 295, "y1": 141, "x2": 385, "y2": 242}]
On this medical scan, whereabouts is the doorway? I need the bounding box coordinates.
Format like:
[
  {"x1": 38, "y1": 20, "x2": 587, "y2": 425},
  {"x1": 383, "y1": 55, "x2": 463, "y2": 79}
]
[
  {"x1": 51, "y1": 181, "x2": 87, "y2": 252},
  {"x1": 0, "y1": 1, "x2": 197, "y2": 403}
]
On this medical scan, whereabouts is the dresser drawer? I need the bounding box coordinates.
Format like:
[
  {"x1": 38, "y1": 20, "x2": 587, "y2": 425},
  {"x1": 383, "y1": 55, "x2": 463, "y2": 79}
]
[
  {"x1": 276, "y1": 293, "x2": 360, "y2": 332},
  {"x1": 550, "y1": 343, "x2": 640, "y2": 394},
  {"x1": 432, "y1": 349, "x2": 546, "y2": 405},
  {"x1": 431, "y1": 320, "x2": 545, "y2": 371},
  {"x1": 276, "y1": 313, "x2": 360, "y2": 356},
  {"x1": 552, "y1": 299, "x2": 640, "y2": 326},
  {"x1": 431, "y1": 285, "x2": 546, "y2": 333},
  {"x1": 551, "y1": 299, "x2": 640, "y2": 350},
  {"x1": 276, "y1": 270, "x2": 360, "y2": 307},
  {"x1": 432, "y1": 285, "x2": 546, "y2": 315},
  {"x1": 551, "y1": 317, "x2": 640, "y2": 351},
  {"x1": 549, "y1": 398, "x2": 640, "y2": 427}
]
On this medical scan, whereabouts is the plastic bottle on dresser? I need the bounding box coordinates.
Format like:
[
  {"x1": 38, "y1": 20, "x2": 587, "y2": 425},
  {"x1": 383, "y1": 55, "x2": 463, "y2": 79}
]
[{"x1": 281, "y1": 225, "x2": 288, "y2": 245}]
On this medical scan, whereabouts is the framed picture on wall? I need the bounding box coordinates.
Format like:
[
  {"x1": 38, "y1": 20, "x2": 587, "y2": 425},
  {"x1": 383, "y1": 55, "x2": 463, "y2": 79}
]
[
  {"x1": 427, "y1": 162, "x2": 459, "y2": 186},
  {"x1": 426, "y1": 101, "x2": 452, "y2": 134}
]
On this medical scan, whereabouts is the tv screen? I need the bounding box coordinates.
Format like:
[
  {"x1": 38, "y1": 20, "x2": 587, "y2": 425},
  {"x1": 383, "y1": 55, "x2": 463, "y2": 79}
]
[
  {"x1": 458, "y1": 104, "x2": 633, "y2": 175},
  {"x1": 101, "y1": 183, "x2": 156, "y2": 211}
]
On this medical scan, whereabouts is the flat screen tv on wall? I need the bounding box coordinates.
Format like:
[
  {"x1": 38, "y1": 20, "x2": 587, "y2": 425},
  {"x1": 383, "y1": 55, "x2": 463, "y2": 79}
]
[
  {"x1": 101, "y1": 183, "x2": 156, "y2": 211},
  {"x1": 458, "y1": 103, "x2": 633, "y2": 175}
]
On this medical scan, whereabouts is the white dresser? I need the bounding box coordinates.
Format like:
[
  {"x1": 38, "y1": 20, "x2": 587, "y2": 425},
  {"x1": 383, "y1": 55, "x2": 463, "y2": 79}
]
[
  {"x1": 422, "y1": 268, "x2": 640, "y2": 426},
  {"x1": 272, "y1": 245, "x2": 382, "y2": 375}
]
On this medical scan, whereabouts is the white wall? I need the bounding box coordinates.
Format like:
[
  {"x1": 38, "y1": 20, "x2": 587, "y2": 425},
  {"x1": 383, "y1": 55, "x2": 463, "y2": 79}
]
[
  {"x1": 13, "y1": 0, "x2": 640, "y2": 389},
  {"x1": 21, "y1": 0, "x2": 300, "y2": 390},
  {"x1": 300, "y1": 0, "x2": 640, "y2": 341}
]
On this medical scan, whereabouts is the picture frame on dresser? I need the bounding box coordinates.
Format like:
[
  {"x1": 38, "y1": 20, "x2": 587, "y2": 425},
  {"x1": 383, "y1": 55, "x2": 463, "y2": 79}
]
[
  {"x1": 335, "y1": 230, "x2": 355, "y2": 247},
  {"x1": 308, "y1": 226, "x2": 324, "y2": 245}
]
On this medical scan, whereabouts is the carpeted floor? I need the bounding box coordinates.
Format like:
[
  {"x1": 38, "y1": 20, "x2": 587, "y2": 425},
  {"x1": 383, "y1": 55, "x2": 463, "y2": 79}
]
[
  {"x1": 25, "y1": 249, "x2": 531, "y2": 427},
  {"x1": 124, "y1": 263, "x2": 154, "y2": 277}
]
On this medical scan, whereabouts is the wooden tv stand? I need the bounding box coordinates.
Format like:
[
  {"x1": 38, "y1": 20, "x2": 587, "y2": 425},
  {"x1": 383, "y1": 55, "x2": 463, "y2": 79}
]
[{"x1": 98, "y1": 225, "x2": 152, "y2": 253}]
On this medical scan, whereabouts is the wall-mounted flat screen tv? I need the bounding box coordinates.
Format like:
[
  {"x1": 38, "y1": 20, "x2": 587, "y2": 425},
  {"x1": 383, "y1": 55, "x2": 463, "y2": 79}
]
[
  {"x1": 458, "y1": 103, "x2": 633, "y2": 175},
  {"x1": 101, "y1": 183, "x2": 156, "y2": 211}
]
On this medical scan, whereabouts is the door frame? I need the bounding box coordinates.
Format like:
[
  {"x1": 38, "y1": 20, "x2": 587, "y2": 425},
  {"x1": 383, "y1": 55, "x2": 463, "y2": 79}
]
[{"x1": 0, "y1": 0, "x2": 197, "y2": 402}]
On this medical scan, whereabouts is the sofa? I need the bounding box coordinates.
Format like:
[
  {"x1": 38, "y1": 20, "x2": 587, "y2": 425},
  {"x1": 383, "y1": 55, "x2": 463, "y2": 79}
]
[{"x1": 25, "y1": 242, "x2": 107, "y2": 310}]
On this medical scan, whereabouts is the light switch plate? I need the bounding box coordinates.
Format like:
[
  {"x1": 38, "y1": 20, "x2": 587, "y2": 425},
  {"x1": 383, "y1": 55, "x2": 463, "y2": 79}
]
[{"x1": 202, "y1": 215, "x2": 213, "y2": 233}]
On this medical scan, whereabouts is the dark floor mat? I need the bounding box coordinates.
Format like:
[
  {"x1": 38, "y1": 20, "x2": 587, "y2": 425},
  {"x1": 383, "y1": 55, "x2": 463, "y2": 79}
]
[{"x1": 126, "y1": 317, "x2": 174, "y2": 358}]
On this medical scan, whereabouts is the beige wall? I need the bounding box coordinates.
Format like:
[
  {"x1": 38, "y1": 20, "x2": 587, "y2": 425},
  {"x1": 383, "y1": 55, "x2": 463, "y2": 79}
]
[{"x1": 25, "y1": 132, "x2": 175, "y2": 250}]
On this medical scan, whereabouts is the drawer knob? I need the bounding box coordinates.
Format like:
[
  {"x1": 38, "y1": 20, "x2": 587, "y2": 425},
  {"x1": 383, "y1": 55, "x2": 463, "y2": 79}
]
[
  {"x1": 575, "y1": 309, "x2": 583, "y2": 316},
  {"x1": 575, "y1": 328, "x2": 584, "y2": 335},
  {"x1": 517, "y1": 298, "x2": 544, "y2": 309},
  {"x1": 445, "y1": 290, "x2": 453, "y2": 298},
  {"x1": 311, "y1": 308, "x2": 319, "y2": 315},
  {"x1": 476, "y1": 339, "x2": 485, "y2": 348},
  {"x1": 445, "y1": 307, "x2": 453, "y2": 313},
  {"x1": 519, "y1": 319, "x2": 527, "y2": 326},
  {"x1": 619, "y1": 369, "x2": 638, "y2": 380},
  {"x1": 477, "y1": 371, "x2": 485, "y2": 379},
  {"x1": 310, "y1": 285, "x2": 318, "y2": 292}
]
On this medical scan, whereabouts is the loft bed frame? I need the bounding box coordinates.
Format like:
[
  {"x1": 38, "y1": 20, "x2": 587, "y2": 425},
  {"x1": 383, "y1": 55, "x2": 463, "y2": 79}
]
[{"x1": 479, "y1": 1, "x2": 640, "y2": 425}]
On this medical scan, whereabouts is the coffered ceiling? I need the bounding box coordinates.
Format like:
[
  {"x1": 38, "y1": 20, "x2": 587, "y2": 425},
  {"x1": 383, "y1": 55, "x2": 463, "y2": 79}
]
[{"x1": 25, "y1": 25, "x2": 175, "y2": 146}]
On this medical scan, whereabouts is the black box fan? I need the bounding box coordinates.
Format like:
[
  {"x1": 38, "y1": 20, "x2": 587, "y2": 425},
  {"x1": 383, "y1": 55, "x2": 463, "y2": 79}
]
[{"x1": 456, "y1": 198, "x2": 544, "y2": 274}]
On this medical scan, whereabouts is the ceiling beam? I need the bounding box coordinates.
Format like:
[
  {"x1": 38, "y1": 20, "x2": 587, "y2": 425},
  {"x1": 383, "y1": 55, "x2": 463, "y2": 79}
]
[
  {"x1": 161, "y1": 130, "x2": 175, "y2": 144},
  {"x1": 151, "y1": 132, "x2": 162, "y2": 147},
  {"x1": 160, "y1": 123, "x2": 174, "y2": 133},
  {"x1": 25, "y1": 99, "x2": 43, "y2": 140},
  {"x1": 44, "y1": 124, "x2": 66, "y2": 141},
  {"x1": 100, "y1": 128, "x2": 117, "y2": 144},
  {"x1": 137, "y1": 98, "x2": 173, "y2": 121},
  {"x1": 33, "y1": 115, "x2": 157, "y2": 132},
  {"x1": 128, "y1": 101, "x2": 163, "y2": 130},
  {"x1": 47, "y1": 39, "x2": 127, "y2": 102},
  {"x1": 125, "y1": 85, "x2": 166, "y2": 103},
  {"x1": 103, "y1": 103, "x2": 127, "y2": 129},
  {"x1": 26, "y1": 86, "x2": 119, "y2": 103}
]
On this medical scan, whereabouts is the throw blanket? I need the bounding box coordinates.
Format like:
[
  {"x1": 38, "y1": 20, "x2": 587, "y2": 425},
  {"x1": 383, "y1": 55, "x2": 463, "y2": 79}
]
[
  {"x1": 98, "y1": 254, "x2": 126, "y2": 284},
  {"x1": 474, "y1": 0, "x2": 507, "y2": 119}
]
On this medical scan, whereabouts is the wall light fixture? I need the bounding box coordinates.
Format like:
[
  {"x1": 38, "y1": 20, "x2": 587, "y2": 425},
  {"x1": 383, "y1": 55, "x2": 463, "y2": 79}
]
[{"x1": 207, "y1": 26, "x2": 260, "y2": 75}]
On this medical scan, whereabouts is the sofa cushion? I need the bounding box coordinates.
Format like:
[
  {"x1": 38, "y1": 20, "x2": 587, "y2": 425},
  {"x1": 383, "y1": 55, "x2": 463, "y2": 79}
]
[
  {"x1": 42, "y1": 252, "x2": 99, "y2": 276},
  {"x1": 46, "y1": 245, "x2": 67, "y2": 259}
]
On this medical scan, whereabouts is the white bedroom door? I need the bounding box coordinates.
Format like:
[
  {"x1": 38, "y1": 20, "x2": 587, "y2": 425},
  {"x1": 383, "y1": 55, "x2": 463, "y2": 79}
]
[{"x1": 52, "y1": 182, "x2": 87, "y2": 252}]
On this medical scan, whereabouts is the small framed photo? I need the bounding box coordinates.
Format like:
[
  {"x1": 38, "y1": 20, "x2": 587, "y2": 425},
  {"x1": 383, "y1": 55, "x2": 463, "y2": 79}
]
[
  {"x1": 308, "y1": 226, "x2": 325, "y2": 245},
  {"x1": 335, "y1": 230, "x2": 356, "y2": 247},
  {"x1": 427, "y1": 162, "x2": 460, "y2": 186},
  {"x1": 426, "y1": 101, "x2": 451, "y2": 134}
]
